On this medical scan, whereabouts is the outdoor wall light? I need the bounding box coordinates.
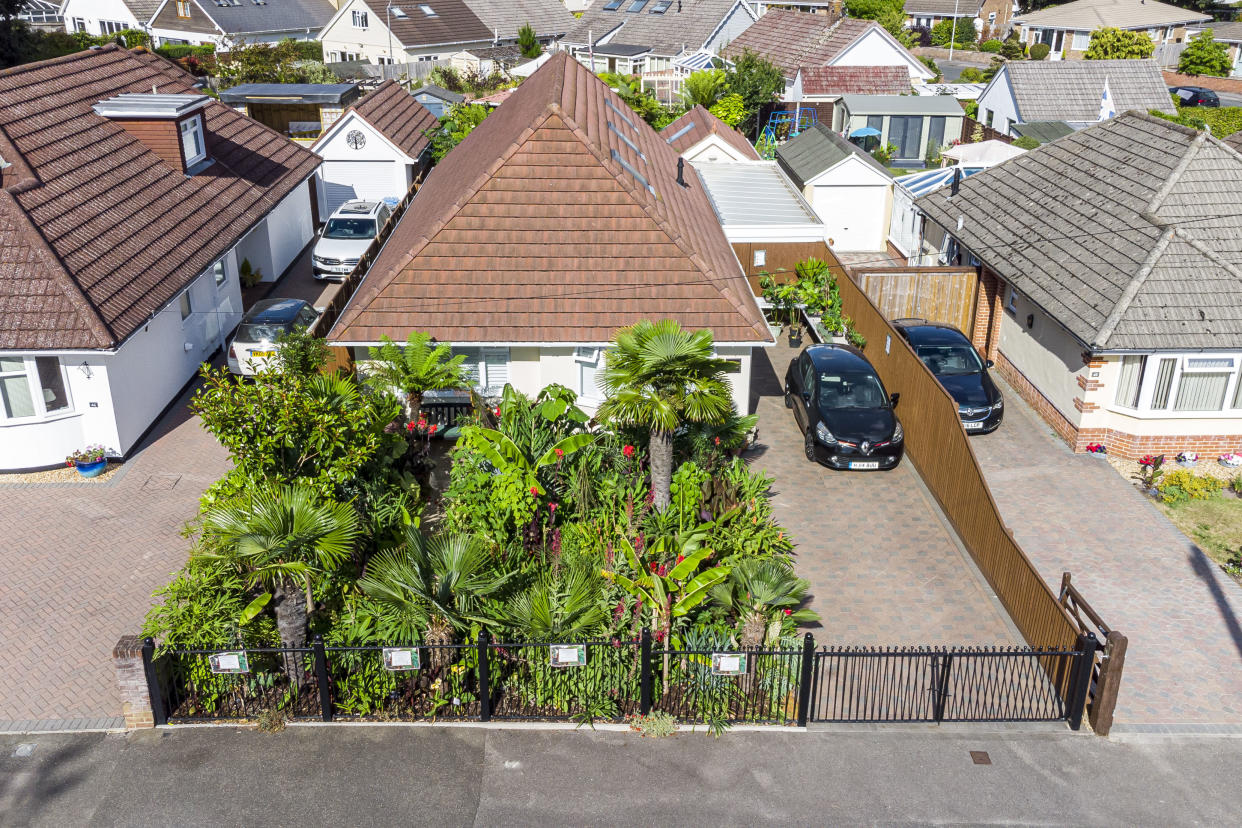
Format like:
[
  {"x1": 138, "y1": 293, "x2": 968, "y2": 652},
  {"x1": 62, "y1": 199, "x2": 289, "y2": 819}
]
[
  {"x1": 78, "y1": 361, "x2": 93, "y2": 379},
  {"x1": 1026, "y1": 314, "x2": 1035, "y2": 330}
]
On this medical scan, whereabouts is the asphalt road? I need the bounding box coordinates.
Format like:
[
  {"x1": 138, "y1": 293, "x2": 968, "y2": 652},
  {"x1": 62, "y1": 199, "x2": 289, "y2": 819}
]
[{"x1": 2, "y1": 726, "x2": 1240, "y2": 826}]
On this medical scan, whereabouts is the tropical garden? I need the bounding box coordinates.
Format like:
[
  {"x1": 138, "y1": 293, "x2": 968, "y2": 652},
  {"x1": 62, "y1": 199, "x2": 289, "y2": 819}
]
[{"x1": 142, "y1": 321, "x2": 814, "y2": 728}]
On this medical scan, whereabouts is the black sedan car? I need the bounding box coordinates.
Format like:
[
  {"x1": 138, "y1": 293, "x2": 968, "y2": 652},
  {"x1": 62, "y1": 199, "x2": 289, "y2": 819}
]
[
  {"x1": 1169, "y1": 86, "x2": 1220, "y2": 108},
  {"x1": 784, "y1": 344, "x2": 904, "y2": 471},
  {"x1": 893, "y1": 319, "x2": 1003, "y2": 433}
]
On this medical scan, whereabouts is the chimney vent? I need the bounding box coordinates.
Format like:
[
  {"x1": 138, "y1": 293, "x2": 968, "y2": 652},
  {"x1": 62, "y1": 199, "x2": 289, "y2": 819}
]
[
  {"x1": 677, "y1": 157, "x2": 687, "y2": 187},
  {"x1": 950, "y1": 166, "x2": 961, "y2": 196}
]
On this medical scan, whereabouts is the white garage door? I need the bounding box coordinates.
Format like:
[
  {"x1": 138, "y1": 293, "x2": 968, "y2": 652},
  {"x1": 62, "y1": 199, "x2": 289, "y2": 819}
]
[
  {"x1": 813, "y1": 184, "x2": 888, "y2": 252},
  {"x1": 321, "y1": 161, "x2": 401, "y2": 214}
]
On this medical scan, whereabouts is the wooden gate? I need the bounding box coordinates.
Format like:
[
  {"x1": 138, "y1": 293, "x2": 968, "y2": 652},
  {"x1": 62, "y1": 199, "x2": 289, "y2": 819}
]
[{"x1": 851, "y1": 266, "x2": 979, "y2": 334}]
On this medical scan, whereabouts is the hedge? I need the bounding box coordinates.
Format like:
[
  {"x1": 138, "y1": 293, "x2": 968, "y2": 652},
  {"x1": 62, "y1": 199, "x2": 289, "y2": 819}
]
[{"x1": 157, "y1": 44, "x2": 215, "y2": 60}]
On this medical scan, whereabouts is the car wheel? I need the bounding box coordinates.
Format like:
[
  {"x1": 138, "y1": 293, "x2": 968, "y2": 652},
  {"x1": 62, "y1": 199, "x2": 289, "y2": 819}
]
[
  {"x1": 784, "y1": 387, "x2": 794, "y2": 409},
  {"x1": 804, "y1": 431, "x2": 816, "y2": 462}
]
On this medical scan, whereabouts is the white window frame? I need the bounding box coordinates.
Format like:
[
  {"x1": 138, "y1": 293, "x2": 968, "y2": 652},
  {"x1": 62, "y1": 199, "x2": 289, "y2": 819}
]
[
  {"x1": 0, "y1": 356, "x2": 74, "y2": 423},
  {"x1": 453, "y1": 347, "x2": 510, "y2": 396},
  {"x1": 99, "y1": 19, "x2": 126, "y2": 34},
  {"x1": 352, "y1": 9, "x2": 369, "y2": 28},
  {"x1": 212, "y1": 259, "x2": 227, "y2": 289},
  {"x1": 180, "y1": 115, "x2": 206, "y2": 167},
  {"x1": 574, "y1": 347, "x2": 605, "y2": 402},
  {"x1": 1106, "y1": 352, "x2": 1242, "y2": 418},
  {"x1": 179, "y1": 290, "x2": 193, "y2": 322},
  {"x1": 1071, "y1": 31, "x2": 1090, "y2": 51}
]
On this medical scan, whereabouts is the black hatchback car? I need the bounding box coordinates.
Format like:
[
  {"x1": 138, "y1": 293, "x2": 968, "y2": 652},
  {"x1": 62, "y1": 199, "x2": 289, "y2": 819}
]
[
  {"x1": 1169, "y1": 86, "x2": 1220, "y2": 107},
  {"x1": 893, "y1": 319, "x2": 1003, "y2": 433},
  {"x1": 784, "y1": 344, "x2": 904, "y2": 471}
]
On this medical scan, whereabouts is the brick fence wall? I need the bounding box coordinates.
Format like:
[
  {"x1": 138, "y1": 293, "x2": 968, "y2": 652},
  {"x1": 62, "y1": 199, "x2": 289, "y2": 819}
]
[
  {"x1": 1162, "y1": 71, "x2": 1242, "y2": 95},
  {"x1": 114, "y1": 635, "x2": 155, "y2": 729}
]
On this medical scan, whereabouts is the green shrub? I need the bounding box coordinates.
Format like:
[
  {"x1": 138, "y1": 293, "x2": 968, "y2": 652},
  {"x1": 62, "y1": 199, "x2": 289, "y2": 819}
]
[
  {"x1": 156, "y1": 44, "x2": 215, "y2": 61},
  {"x1": 1001, "y1": 33, "x2": 1025, "y2": 60},
  {"x1": 958, "y1": 67, "x2": 986, "y2": 83},
  {"x1": 980, "y1": 39, "x2": 1002, "y2": 53},
  {"x1": 1012, "y1": 135, "x2": 1040, "y2": 150},
  {"x1": 930, "y1": 19, "x2": 977, "y2": 48},
  {"x1": 1029, "y1": 43, "x2": 1050, "y2": 61},
  {"x1": 1158, "y1": 469, "x2": 1225, "y2": 505}
]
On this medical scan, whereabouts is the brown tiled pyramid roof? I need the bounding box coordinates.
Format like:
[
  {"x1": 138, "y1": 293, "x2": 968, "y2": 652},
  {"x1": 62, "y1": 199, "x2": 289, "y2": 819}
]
[
  {"x1": 724, "y1": 10, "x2": 878, "y2": 77},
  {"x1": 329, "y1": 52, "x2": 770, "y2": 346},
  {"x1": 660, "y1": 105, "x2": 760, "y2": 160},
  {"x1": 799, "y1": 65, "x2": 910, "y2": 96},
  {"x1": 349, "y1": 80, "x2": 437, "y2": 159},
  {"x1": 0, "y1": 46, "x2": 321, "y2": 351}
]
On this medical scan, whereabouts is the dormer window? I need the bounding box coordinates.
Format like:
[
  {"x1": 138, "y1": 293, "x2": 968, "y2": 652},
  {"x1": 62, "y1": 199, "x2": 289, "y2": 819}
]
[
  {"x1": 176, "y1": 0, "x2": 191, "y2": 17},
  {"x1": 180, "y1": 116, "x2": 206, "y2": 166}
]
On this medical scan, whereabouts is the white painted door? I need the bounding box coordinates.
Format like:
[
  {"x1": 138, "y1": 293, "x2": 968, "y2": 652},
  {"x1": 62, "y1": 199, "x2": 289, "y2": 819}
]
[
  {"x1": 321, "y1": 160, "x2": 401, "y2": 214},
  {"x1": 813, "y1": 184, "x2": 887, "y2": 252}
]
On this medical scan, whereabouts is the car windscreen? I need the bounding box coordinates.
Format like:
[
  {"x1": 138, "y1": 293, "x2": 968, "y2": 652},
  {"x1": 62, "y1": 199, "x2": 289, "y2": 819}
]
[
  {"x1": 915, "y1": 344, "x2": 983, "y2": 376},
  {"x1": 323, "y1": 217, "x2": 377, "y2": 240},
  {"x1": 818, "y1": 370, "x2": 889, "y2": 409},
  {"x1": 236, "y1": 323, "x2": 287, "y2": 343}
]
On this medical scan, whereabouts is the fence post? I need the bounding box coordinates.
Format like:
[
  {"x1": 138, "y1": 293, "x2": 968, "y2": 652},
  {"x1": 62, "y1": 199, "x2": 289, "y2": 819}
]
[
  {"x1": 313, "y1": 635, "x2": 332, "y2": 723},
  {"x1": 478, "y1": 628, "x2": 492, "y2": 723},
  {"x1": 933, "y1": 653, "x2": 953, "y2": 724},
  {"x1": 796, "y1": 633, "x2": 815, "y2": 727},
  {"x1": 1089, "y1": 631, "x2": 1127, "y2": 737},
  {"x1": 639, "y1": 628, "x2": 653, "y2": 716},
  {"x1": 141, "y1": 637, "x2": 167, "y2": 727},
  {"x1": 1066, "y1": 632, "x2": 1097, "y2": 731}
]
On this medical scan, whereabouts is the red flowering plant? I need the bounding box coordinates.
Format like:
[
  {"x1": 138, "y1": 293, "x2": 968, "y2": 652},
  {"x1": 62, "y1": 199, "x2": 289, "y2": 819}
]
[
  {"x1": 1084, "y1": 443, "x2": 1107, "y2": 454},
  {"x1": 1132, "y1": 454, "x2": 1166, "y2": 489}
]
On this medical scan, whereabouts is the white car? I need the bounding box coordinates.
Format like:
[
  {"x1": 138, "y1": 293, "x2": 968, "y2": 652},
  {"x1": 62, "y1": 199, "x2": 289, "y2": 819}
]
[
  {"x1": 226, "y1": 298, "x2": 320, "y2": 376},
  {"x1": 311, "y1": 200, "x2": 392, "y2": 280}
]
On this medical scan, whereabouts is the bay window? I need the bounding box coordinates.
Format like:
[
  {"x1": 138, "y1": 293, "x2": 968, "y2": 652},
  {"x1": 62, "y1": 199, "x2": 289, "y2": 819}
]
[
  {"x1": 1108, "y1": 352, "x2": 1242, "y2": 415},
  {"x1": 0, "y1": 356, "x2": 72, "y2": 421}
]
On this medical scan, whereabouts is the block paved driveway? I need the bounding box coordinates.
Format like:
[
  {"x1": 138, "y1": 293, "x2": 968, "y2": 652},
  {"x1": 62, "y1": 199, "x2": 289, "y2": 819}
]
[
  {"x1": 0, "y1": 383, "x2": 228, "y2": 730},
  {"x1": 973, "y1": 379, "x2": 1242, "y2": 726},
  {"x1": 746, "y1": 344, "x2": 1016, "y2": 646}
]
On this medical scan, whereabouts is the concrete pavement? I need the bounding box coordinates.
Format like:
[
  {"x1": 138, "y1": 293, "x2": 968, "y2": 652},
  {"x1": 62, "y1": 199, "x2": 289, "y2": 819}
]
[{"x1": 2, "y1": 726, "x2": 1239, "y2": 826}]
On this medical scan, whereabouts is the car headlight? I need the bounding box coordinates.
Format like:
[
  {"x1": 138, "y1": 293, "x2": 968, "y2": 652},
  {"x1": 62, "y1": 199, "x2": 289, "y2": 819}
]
[
  {"x1": 892, "y1": 421, "x2": 904, "y2": 443},
  {"x1": 992, "y1": 399, "x2": 1004, "y2": 410},
  {"x1": 815, "y1": 421, "x2": 836, "y2": 444}
]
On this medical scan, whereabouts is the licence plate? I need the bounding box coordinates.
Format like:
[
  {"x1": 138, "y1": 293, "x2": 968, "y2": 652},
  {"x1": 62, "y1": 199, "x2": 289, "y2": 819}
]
[
  {"x1": 963, "y1": 421, "x2": 984, "y2": 430},
  {"x1": 849, "y1": 461, "x2": 880, "y2": 470},
  {"x1": 250, "y1": 350, "x2": 275, "y2": 358}
]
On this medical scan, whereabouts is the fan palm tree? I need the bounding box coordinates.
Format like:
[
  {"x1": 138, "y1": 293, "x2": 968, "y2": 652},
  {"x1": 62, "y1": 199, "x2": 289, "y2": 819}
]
[
  {"x1": 496, "y1": 565, "x2": 609, "y2": 641},
  {"x1": 365, "y1": 331, "x2": 469, "y2": 423},
  {"x1": 196, "y1": 484, "x2": 359, "y2": 683},
  {"x1": 359, "y1": 529, "x2": 512, "y2": 662},
  {"x1": 597, "y1": 320, "x2": 736, "y2": 510},
  {"x1": 710, "y1": 558, "x2": 819, "y2": 648}
]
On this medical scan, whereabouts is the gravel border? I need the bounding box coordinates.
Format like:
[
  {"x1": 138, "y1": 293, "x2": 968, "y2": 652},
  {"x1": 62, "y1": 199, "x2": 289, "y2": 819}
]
[{"x1": 0, "y1": 461, "x2": 125, "y2": 487}]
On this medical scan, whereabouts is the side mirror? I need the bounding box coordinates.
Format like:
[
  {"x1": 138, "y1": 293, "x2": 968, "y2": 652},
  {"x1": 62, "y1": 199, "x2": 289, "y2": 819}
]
[
  {"x1": 985, "y1": 359, "x2": 994, "y2": 368},
  {"x1": 801, "y1": 390, "x2": 812, "y2": 401},
  {"x1": 890, "y1": 392, "x2": 900, "y2": 407}
]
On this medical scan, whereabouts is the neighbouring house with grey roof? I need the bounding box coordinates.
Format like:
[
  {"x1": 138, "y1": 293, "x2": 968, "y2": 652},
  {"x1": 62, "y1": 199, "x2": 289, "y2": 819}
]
[
  {"x1": 904, "y1": 0, "x2": 1014, "y2": 37},
  {"x1": 1012, "y1": 0, "x2": 1209, "y2": 62},
  {"x1": 915, "y1": 112, "x2": 1242, "y2": 458},
  {"x1": 775, "y1": 123, "x2": 894, "y2": 252},
  {"x1": 1186, "y1": 22, "x2": 1242, "y2": 78},
  {"x1": 834, "y1": 95, "x2": 965, "y2": 167},
  {"x1": 148, "y1": 0, "x2": 336, "y2": 47},
  {"x1": 975, "y1": 59, "x2": 1175, "y2": 137},
  {"x1": 411, "y1": 84, "x2": 465, "y2": 118},
  {"x1": 561, "y1": 0, "x2": 759, "y2": 90},
  {"x1": 1009, "y1": 120, "x2": 1075, "y2": 145},
  {"x1": 60, "y1": 0, "x2": 161, "y2": 38}
]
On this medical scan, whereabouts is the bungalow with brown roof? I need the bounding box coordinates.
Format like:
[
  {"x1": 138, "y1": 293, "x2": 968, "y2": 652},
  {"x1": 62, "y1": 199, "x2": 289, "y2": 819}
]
[
  {"x1": 327, "y1": 52, "x2": 772, "y2": 415},
  {"x1": 0, "y1": 46, "x2": 321, "y2": 470},
  {"x1": 311, "y1": 80, "x2": 437, "y2": 215},
  {"x1": 660, "y1": 105, "x2": 761, "y2": 163}
]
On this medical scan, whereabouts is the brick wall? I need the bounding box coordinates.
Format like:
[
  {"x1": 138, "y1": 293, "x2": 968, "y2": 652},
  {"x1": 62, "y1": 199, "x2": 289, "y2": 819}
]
[
  {"x1": 114, "y1": 635, "x2": 155, "y2": 729},
  {"x1": 1162, "y1": 70, "x2": 1242, "y2": 96}
]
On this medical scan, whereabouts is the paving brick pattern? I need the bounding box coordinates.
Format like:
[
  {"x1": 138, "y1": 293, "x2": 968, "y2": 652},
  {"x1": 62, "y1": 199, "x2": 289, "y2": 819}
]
[
  {"x1": 973, "y1": 378, "x2": 1242, "y2": 725},
  {"x1": 747, "y1": 344, "x2": 1016, "y2": 646},
  {"x1": 0, "y1": 384, "x2": 228, "y2": 727}
]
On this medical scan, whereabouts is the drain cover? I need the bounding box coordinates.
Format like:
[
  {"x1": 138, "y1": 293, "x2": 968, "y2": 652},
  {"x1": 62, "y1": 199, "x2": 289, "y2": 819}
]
[
  {"x1": 13, "y1": 743, "x2": 35, "y2": 757},
  {"x1": 970, "y1": 750, "x2": 991, "y2": 765},
  {"x1": 142, "y1": 474, "x2": 181, "y2": 491}
]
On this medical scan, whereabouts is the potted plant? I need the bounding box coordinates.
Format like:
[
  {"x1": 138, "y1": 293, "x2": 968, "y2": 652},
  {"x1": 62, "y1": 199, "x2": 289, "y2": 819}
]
[
  {"x1": 66, "y1": 445, "x2": 109, "y2": 478},
  {"x1": 1131, "y1": 454, "x2": 1165, "y2": 497},
  {"x1": 1084, "y1": 442, "x2": 1107, "y2": 457},
  {"x1": 1219, "y1": 452, "x2": 1242, "y2": 469},
  {"x1": 758, "y1": 271, "x2": 801, "y2": 343},
  {"x1": 1176, "y1": 450, "x2": 1199, "y2": 468}
]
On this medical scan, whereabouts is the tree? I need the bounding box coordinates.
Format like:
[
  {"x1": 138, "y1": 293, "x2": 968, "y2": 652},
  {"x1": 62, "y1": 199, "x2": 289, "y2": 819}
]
[
  {"x1": 597, "y1": 320, "x2": 736, "y2": 511},
  {"x1": 722, "y1": 49, "x2": 785, "y2": 137},
  {"x1": 214, "y1": 39, "x2": 339, "y2": 88},
  {"x1": 1084, "y1": 27, "x2": 1154, "y2": 60},
  {"x1": 365, "y1": 331, "x2": 470, "y2": 423},
  {"x1": 274, "y1": 326, "x2": 330, "y2": 379},
  {"x1": 517, "y1": 22, "x2": 542, "y2": 60},
  {"x1": 598, "y1": 72, "x2": 676, "y2": 128},
  {"x1": 844, "y1": 0, "x2": 915, "y2": 47},
  {"x1": 427, "y1": 102, "x2": 490, "y2": 161},
  {"x1": 709, "y1": 558, "x2": 818, "y2": 647},
  {"x1": 930, "y1": 18, "x2": 976, "y2": 48},
  {"x1": 197, "y1": 484, "x2": 359, "y2": 683},
  {"x1": 359, "y1": 530, "x2": 512, "y2": 651},
  {"x1": 1179, "y1": 29, "x2": 1232, "y2": 77},
  {"x1": 682, "y1": 68, "x2": 728, "y2": 108},
  {"x1": 708, "y1": 93, "x2": 745, "y2": 127},
  {"x1": 1001, "y1": 32, "x2": 1025, "y2": 60},
  {"x1": 497, "y1": 564, "x2": 609, "y2": 641}
]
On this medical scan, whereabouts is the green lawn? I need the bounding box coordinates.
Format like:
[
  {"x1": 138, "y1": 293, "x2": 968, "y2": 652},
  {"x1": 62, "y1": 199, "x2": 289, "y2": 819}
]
[{"x1": 1158, "y1": 495, "x2": 1242, "y2": 580}]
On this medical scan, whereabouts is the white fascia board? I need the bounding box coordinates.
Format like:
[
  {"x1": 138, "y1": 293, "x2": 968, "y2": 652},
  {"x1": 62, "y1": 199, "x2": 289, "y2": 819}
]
[{"x1": 721, "y1": 225, "x2": 827, "y2": 243}]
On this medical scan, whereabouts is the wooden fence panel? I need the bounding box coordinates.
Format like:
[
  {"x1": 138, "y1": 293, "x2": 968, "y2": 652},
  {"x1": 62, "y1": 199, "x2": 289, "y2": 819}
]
[
  {"x1": 960, "y1": 117, "x2": 1013, "y2": 145},
  {"x1": 852, "y1": 267, "x2": 979, "y2": 334},
  {"x1": 832, "y1": 262, "x2": 1081, "y2": 662}
]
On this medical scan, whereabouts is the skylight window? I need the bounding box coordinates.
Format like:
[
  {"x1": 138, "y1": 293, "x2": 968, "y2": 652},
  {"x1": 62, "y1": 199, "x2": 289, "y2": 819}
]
[
  {"x1": 627, "y1": 0, "x2": 650, "y2": 11},
  {"x1": 664, "y1": 121, "x2": 695, "y2": 143},
  {"x1": 611, "y1": 149, "x2": 654, "y2": 194},
  {"x1": 419, "y1": 3, "x2": 436, "y2": 15},
  {"x1": 604, "y1": 98, "x2": 636, "y2": 130},
  {"x1": 602, "y1": 0, "x2": 624, "y2": 10},
  {"x1": 391, "y1": 7, "x2": 407, "y2": 17},
  {"x1": 650, "y1": 0, "x2": 672, "y2": 12},
  {"x1": 608, "y1": 121, "x2": 646, "y2": 161}
]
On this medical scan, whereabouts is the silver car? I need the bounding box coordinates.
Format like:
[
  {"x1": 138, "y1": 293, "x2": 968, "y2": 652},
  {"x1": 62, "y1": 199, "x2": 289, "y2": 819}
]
[{"x1": 226, "y1": 298, "x2": 319, "y2": 376}]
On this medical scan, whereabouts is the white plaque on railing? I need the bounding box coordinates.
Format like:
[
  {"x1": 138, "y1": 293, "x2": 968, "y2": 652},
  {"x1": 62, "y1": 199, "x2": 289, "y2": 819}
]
[
  {"x1": 711, "y1": 653, "x2": 747, "y2": 676},
  {"x1": 209, "y1": 651, "x2": 250, "y2": 674},
  {"x1": 383, "y1": 647, "x2": 420, "y2": 671},
  {"x1": 550, "y1": 644, "x2": 586, "y2": 667}
]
